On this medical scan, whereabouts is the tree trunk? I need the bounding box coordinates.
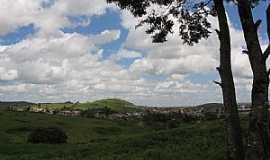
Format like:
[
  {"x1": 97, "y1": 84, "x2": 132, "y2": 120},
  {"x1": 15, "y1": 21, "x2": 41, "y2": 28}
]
[
  {"x1": 214, "y1": 1, "x2": 245, "y2": 160},
  {"x1": 237, "y1": 1, "x2": 270, "y2": 160}
]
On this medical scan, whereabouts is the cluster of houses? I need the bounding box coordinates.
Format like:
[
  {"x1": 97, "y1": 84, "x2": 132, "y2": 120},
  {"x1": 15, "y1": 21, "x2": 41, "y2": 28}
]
[
  {"x1": 6, "y1": 102, "x2": 258, "y2": 121},
  {"x1": 144, "y1": 103, "x2": 254, "y2": 119},
  {"x1": 8, "y1": 104, "x2": 144, "y2": 120},
  {"x1": 96, "y1": 111, "x2": 143, "y2": 120},
  {"x1": 8, "y1": 105, "x2": 82, "y2": 117}
]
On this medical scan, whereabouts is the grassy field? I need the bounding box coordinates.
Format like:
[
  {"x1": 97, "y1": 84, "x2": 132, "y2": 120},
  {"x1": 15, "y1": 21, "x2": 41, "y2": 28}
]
[{"x1": 0, "y1": 109, "x2": 226, "y2": 160}]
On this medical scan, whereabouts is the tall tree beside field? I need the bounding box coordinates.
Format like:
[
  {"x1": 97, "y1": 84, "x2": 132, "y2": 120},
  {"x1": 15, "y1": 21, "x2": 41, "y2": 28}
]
[
  {"x1": 106, "y1": 0, "x2": 244, "y2": 159},
  {"x1": 213, "y1": 1, "x2": 245, "y2": 159},
  {"x1": 236, "y1": 1, "x2": 270, "y2": 160}
]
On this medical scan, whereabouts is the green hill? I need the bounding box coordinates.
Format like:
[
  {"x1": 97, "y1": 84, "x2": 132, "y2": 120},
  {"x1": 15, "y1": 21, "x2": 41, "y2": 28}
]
[
  {"x1": 73, "y1": 98, "x2": 141, "y2": 112},
  {"x1": 196, "y1": 103, "x2": 224, "y2": 112},
  {"x1": 0, "y1": 101, "x2": 34, "y2": 110},
  {"x1": 28, "y1": 99, "x2": 142, "y2": 113}
]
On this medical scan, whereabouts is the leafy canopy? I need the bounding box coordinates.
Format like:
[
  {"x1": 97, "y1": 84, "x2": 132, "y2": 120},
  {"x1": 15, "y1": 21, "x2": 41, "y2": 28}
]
[{"x1": 107, "y1": 0, "x2": 266, "y2": 45}]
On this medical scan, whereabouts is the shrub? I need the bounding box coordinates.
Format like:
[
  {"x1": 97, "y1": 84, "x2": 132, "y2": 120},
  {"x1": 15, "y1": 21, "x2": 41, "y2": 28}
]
[
  {"x1": 204, "y1": 112, "x2": 219, "y2": 121},
  {"x1": 81, "y1": 107, "x2": 115, "y2": 118},
  {"x1": 27, "y1": 127, "x2": 67, "y2": 144},
  {"x1": 167, "y1": 120, "x2": 179, "y2": 129}
]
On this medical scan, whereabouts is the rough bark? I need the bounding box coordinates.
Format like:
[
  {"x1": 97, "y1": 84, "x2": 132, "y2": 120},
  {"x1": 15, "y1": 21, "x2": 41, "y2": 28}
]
[
  {"x1": 214, "y1": 1, "x2": 245, "y2": 160},
  {"x1": 237, "y1": 1, "x2": 270, "y2": 160}
]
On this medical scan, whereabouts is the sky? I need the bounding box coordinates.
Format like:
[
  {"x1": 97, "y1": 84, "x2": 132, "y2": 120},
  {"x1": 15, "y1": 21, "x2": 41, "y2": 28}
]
[{"x1": 0, "y1": 0, "x2": 269, "y2": 106}]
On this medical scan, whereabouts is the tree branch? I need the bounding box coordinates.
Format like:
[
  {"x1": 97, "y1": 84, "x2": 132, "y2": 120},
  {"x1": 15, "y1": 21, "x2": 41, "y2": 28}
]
[
  {"x1": 254, "y1": 19, "x2": 262, "y2": 31},
  {"x1": 216, "y1": 67, "x2": 222, "y2": 75},
  {"x1": 263, "y1": 45, "x2": 270, "y2": 61},
  {"x1": 213, "y1": 80, "x2": 223, "y2": 87},
  {"x1": 215, "y1": 29, "x2": 220, "y2": 39},
  {"x1": 242, "y1": 50, "x2": 249, "y2": 55},
  {"x1": 215, "y1": 66, "x2": 223, "y2": 87}
]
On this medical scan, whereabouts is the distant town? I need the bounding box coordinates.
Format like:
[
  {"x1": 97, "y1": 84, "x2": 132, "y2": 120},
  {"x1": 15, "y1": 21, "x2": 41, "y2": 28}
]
[{"x1": 0, "y1": 99, "x2": 256, "y2": 121}]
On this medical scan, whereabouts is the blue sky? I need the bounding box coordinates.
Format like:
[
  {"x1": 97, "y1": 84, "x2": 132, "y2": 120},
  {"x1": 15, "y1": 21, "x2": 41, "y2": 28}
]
[
  {"x1": 0, "y1": 24, "x2": 36, "y2": 45},
  {"x1": 226, "y1": 1, "x2": 269, "y2": 39},
  {"x1": 0, "y1": 0, "x2": 268, "y2": 106}
]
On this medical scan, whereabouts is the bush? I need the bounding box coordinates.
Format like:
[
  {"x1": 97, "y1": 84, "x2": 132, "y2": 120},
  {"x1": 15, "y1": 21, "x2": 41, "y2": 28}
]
[
  {"x1": 204, "y1": 112, "x2": 219, "y2": 121},
  {"x1": 81, "y1": 107, "x2": 115, "y2": 118},
  {"x1": 27, "y1": 127, "x2": 67, "y2": 144},
  {"x1": 167, "y1": 120, "x2": 179, "y2": 129}
]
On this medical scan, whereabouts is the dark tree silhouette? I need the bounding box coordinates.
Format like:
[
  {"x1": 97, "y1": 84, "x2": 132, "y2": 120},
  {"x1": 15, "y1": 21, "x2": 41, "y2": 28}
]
[
  {"x1": 236, "y1": 1, "x2": 270, "y2": 160},
  {"x1": 108, "y1": 0, "x2": 212, "y2": 45},
  {"x1": 213, "y1": 1, "x2": 244, "y2": 159}
]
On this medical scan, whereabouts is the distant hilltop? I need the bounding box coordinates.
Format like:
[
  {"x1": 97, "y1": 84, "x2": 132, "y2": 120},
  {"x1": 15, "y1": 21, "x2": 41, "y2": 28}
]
[
  {"x1": 0, "y1": 101, "x2": 34, "y2": 108},
  {"x1": 0, "y1": 100, "x2": 255, "y2": 120},
  {"x1": 0, "y1": 100, "x2": 252, "y2": 110},
  {"x1": 0, "y1": 98, "x2": 142, "y2": 113}
]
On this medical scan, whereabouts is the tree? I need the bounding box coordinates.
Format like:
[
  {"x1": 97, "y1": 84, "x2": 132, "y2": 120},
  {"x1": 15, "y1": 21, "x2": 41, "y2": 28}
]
[
  {"x1": 236, "y1": 1, "x2": 270, "y2": 160},
  {"x1": 106, "y1": 0, "x2": 244, "y2": 159},
  {"x1": 27, "y1": 127, "x2": 68, "y2": 144},
  {"x1": 213, "y1": 1, "x2": 244, "y2": 159}
]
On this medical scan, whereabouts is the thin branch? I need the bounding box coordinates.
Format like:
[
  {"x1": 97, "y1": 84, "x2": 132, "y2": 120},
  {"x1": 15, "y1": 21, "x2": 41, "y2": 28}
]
[
  {"x1": 216, "y1": 67, "x2": 222, "y2": 74},
  {"x1": 215, "y1": 29, "x2": 220, "y2": 39},
  {"x1": 213, "y1": 80, "x2": 223, "y2": 87},
  {"x1": 254, "y1": 19, "x2": 262, "y2": 31},
  {"x1": 242, "y1": 50, "x2": 249, "y2": 55},
  {"x1": 263, "y1": 45, "x2": 270, "y2": 61}
]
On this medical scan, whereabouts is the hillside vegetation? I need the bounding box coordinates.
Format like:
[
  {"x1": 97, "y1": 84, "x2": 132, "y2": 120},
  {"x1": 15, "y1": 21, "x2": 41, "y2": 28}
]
[
  {"x1": 0, "y1": 101, "x2": 34, "y2": 110},
  {"x1": 26, "y1": 99, "x2": 142, "y2": 113},
  {"x1": 73, "y1": 98, "x2": 140, "y2": 112},
  {"x1": 0, "y1": 109, "x2": 226, "y2": 160}
]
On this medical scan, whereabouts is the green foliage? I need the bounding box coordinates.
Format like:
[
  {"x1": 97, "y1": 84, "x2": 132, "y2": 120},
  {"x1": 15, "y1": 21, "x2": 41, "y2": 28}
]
[
  {"x1": 107, "y1": 0, "x2": 213, "y2": 44},
  {"x1": 27, "y1": 127, "x2": 67, "y2": 144},
  {"x1": 142, "y1": 111, "x2": 199, "y2": 129},
  {"x1": 73, "y1": 99, "x2": 141, "y2": 113},
  {"x1": 106, "y1": 0, "x2": 265, "y2": 45},
  {"x1": 81, "y1": 107, "x2": 115, "y2": 118},
  {"x1": 204, "y1": 112, "x2": 220, "y2": 120}
]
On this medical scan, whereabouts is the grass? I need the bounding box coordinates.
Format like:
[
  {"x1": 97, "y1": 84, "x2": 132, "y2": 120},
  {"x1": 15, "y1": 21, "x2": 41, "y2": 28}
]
[{"x1": 0, "y1": 109, "x2": 226, "y2": 160}]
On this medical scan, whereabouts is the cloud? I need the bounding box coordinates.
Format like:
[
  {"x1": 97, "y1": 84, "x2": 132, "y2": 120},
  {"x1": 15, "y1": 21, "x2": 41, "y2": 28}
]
[
  {"x1": 0, "y1": 0, "x2": 265, "y2": 106},
  {"x1": 93, "y1": 30, "x2": 121, "y2": 45},
  {"x1": 0, "y1": 0, "x2": 110, "y2": 36},
  {"x1": 0, "y1": 29, "x2": 165, "y2": 104},
  {"x1": 0, "y1": 0, "x2": 40, "y2": 35},
  {"x1": 111, "y1": 49, "x2": 142, "y2": 61},
  {"x1": 0, "y1": 31, "x2": 124, "y2": 85},
  {"x1": 123, "y1": 15, "x2": 220, "y2": 77},
  {"x1": 0, "y1": 84, "x2": 29, "y2": 93},
  {"x1": 0, "y1": 67, "x2": 18, "y2": 81}
]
